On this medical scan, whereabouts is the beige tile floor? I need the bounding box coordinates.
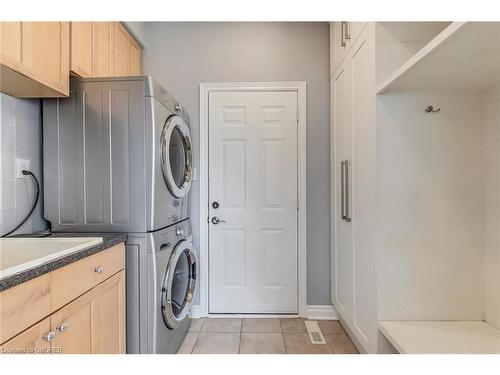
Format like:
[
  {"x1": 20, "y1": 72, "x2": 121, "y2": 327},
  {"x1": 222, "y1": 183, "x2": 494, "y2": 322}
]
[{"x1": 177, "y1": 318, "x2": 358, "y2": 354}]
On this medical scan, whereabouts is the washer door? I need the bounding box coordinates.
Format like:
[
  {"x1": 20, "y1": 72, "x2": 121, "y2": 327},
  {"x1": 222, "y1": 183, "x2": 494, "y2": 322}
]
[
  {"x1": 160, "y1": 115, "x2": 193, "y2": 198},
  {"x1": 161, "y1": 240, "x2": 197, "y2": 330}
]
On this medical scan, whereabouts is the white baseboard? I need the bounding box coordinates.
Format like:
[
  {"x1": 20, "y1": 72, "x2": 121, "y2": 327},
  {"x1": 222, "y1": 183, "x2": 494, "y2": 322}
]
[
  {"x1": 304, "y1": 305, "x2": 339, "y2": 320},
  {"x1": 189, "y1": 304, "x2": 338, "y2": 320},
  {"x1": 190, "y1": 305, "x2": 202, "y2": 319}
]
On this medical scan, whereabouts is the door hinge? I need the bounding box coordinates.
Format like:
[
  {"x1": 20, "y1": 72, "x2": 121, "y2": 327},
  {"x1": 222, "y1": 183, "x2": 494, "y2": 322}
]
[
  {"x1": 296, "y1": 110, "x2": 299, "y2": 123},
  {"x1": 297, "y1": 200, "x2": 300, "y2": 210}
]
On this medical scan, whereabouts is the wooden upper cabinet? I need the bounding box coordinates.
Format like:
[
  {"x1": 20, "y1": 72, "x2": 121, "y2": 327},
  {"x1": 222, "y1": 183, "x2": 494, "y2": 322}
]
[
  {"x1": 114, "y1": 22, "x2": 142, "y2": 76},
  {"x1": 92, "y1": 22, "x2": 114, "y2": 77},
  {"x1": 70, "y1": 21, "x2": 141, "y2": 78},
  {"x1": 0, "y1": 22, "x2": 21, "y2": 62},
  {"x1": 114, "y1": 23, "x2": 129, "y2": 76},
  {"x1": 70, "y1": 22, "x2": 93, "y2": 77},
  {"x1": 0, "y1": 21, "x2": 140, "y2": 98},
  {"x1": 0, "y1": 22, "x2": 69, "y2": 97},
  {"x1": 129, "y1": 37, "x2": 141, "y2": 75}
]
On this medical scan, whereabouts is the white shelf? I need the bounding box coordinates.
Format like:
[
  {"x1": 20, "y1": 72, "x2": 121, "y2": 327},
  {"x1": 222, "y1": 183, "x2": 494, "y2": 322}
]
[
  {"x1": 378, "y1": 321, "x2": 500, "y2": 354},
  {"x1": 376, "y1": 22, "x2": 500, "y2": 94}
]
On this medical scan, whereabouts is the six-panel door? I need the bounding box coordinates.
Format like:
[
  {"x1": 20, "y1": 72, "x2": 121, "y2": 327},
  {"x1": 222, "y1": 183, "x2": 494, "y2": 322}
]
[{"x1": 208, "y1": 91, "x2": 299, "y2": 314}]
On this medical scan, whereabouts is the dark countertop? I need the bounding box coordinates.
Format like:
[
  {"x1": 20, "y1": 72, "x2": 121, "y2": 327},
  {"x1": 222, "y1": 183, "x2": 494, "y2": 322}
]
[{"x1": 0, "y1": 233, "x2": 127, "y2": 292}]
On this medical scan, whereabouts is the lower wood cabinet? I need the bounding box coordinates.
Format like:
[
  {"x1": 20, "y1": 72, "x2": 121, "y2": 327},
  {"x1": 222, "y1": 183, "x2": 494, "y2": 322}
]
[
  {"x1": 51, "y1": 288, "x2": 93, "y2": 354},
  {"x1": 0, "y1": 318, "x2": 51, "y2": 354},
  {"x1": 0, "y1": 244, "x2": 125, "y2": 355},
  {"x1": 91, "y1": 272, "x2": 126, "y2": 354}
]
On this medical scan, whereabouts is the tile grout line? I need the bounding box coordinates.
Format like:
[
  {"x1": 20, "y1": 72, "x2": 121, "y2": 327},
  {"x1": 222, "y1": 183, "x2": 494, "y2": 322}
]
[
  {"x1": 280, "y1": 319, "x2": 288, "y2": 354},
  {"x1": 190, "y1": 318, "x2": 205, "y2": 354}
]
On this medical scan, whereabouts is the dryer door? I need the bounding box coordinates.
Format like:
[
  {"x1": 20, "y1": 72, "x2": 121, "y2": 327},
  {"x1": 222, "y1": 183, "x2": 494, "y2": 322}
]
[
  {"x1": 160, "y1": 115, "x2": 193, "y2": 198},
  {"x1": 161, "y1": 240, "x2": 197, "y2": 330}
]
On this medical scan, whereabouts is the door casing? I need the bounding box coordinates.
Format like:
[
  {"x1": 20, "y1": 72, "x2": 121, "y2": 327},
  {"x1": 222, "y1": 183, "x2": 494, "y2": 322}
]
[{"x1": 198, "y1": 81, "x2": 307, "y2": 318}]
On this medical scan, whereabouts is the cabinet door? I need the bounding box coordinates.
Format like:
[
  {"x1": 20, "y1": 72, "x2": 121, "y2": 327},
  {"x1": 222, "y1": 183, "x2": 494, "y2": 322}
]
[
  {"x1": 333, "y1": 22, "x2": 348, "y2": 73},
  {"x1": 114, "y1": 22, "x2": 130, "y2": 76},
  {"x1": 129, "y1": 37, "x2": 141, "y2": 75},
  {"x1": 349, "y1": 25, "x2": 376, "y2": 353},
  {"x1": 51, "y1": 292, "x2": 92, "y2": 354},
  {"x1": 347, "y1": 22, "x2": 367, "y2": 45},
  {"x1": 0, "y1": 318, "x2": 51, "y2": 355},
  {"x1": 91, "y1": 271, "x2": 125, "y2": 354},
  {"x1": 331, "y1": 58, "x2": 354, "y2": 321},
  {"x1": 93, "y1": 22, "x2": 114, "y2": 77},
  {"x1": 0, "y1": 22, "x2": 21, "y2": 63},
  {"x1": 70, "y1": 22, "x2": 93, "y2": 77},
  {"x1": 21, "y1": 22, "x2": 69, "y2": 95}
]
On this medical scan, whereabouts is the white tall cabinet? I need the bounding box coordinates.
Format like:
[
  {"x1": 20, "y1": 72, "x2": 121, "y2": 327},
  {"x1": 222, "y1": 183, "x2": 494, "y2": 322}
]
[
  {"x1": 330, "y1": 22, "x2": 377, "y2": 353},
  {"x1": 330, "y1": 21, "x2": 500, "y2": 354}
]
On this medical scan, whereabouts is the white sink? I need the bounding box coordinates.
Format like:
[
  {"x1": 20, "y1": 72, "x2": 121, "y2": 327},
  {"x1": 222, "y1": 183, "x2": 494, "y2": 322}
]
[{"x1": 0, "y1": 237, "x2": 103, "y2": 280}]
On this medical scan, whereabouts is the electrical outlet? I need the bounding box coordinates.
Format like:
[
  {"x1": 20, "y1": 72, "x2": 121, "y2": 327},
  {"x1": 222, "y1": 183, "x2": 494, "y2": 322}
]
[{"x1": 16, "y1": 158, "x2": 30, "y2": 179}]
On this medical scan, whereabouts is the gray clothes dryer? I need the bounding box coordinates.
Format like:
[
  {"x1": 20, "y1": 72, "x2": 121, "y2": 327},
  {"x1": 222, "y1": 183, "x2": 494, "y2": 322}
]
[
  {"x1": 43, "y1": 76, "x2": 193, "y2": 233},
  {"x1": 126, "y1": 219, "x2": 197, "y2": 353}
]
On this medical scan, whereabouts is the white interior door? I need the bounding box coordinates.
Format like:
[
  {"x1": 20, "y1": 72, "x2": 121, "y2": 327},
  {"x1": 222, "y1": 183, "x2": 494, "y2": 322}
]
[{"x1": 208, "y1": 90, "x2": 298, "y2": 314}]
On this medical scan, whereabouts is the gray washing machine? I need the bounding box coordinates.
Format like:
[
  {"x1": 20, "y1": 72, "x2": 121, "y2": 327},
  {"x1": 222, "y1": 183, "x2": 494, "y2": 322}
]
[
  {"x1": 127, "y1": 219, "x2": 197, "y2": 354},
  {"x1": 43, "y1": 76, "x2": 193, "y2": 232},
  {"x1": 43, "y1": 76, "x2": 197, "y2": 353}
]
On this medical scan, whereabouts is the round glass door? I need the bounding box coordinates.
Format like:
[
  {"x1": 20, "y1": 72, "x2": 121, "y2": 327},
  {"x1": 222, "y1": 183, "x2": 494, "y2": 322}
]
[
  {"x1": 161, "y1": 240, "x2": 197, "y2": 330},
  {"x1": 161, "y1": 115, "x2": 193, "y2": 198}
]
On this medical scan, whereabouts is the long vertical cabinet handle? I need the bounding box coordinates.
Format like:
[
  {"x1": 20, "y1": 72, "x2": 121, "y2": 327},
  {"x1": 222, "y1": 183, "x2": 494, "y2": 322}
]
[
  {"x1": 340, "y1": 161, "x2": 346, "y2": 220},
  {"x1": 345, "y1": 22, "x2": 351, "y2": 41},
  {"x1": 340, "y1": 22, "x2": 347, "y2": 47},
  {"x1": 344, "y1": 160, "x2": 352, "y2": 222}
]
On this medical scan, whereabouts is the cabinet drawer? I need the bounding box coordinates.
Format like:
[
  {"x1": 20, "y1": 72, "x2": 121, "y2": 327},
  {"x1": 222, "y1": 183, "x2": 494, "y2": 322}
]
[
  {"x1": 0, "y1": 274, "x2": 51, "y2": 344},
  {"x1": 51, "y1": 244, "x2": 125, "y2": 310}
]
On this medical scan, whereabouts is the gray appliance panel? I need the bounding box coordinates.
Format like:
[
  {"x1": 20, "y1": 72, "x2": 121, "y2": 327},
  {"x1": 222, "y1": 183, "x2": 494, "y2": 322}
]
[
  {"x1": 43, "y1": 76, "x2": 190, "y2": 232},
  {"x1": 126, "y1": 220, "x2": 193, "y2": 354}
]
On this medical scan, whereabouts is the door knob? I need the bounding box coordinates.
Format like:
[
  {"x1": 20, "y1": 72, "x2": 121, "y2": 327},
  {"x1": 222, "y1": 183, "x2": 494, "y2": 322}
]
[{"x1": 211, "y1": 217, "x2": 226, "y2": 225}]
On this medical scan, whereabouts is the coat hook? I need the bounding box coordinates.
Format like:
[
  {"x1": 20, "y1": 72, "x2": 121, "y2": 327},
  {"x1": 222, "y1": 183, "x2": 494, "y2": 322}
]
[{"x1": 425, "y1": 106, "x2": 441, "y2": 113}]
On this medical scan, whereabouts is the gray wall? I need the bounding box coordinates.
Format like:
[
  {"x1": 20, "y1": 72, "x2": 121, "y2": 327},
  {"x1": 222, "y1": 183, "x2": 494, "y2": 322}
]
[
  {"x1": 142, "y1": 22, "x2": 331, "y2": 305},
  {"x1": 0, "y1": 93, "x2": 46, "y2": 235}
]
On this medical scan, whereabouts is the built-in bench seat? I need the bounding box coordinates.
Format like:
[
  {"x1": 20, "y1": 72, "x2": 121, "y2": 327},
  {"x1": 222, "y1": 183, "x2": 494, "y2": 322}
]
[{"x1": 378, "y1": 320, "x2": 500, "y2": 354}]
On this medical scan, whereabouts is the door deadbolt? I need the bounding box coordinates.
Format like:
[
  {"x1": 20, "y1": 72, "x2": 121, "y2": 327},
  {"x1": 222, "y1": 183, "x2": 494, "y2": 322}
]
[{"x1": 212, "y1": 201, "x2": 219, "y2": 209}]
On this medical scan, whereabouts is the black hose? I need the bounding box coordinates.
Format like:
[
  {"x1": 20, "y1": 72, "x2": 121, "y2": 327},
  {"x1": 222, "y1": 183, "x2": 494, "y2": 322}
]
[{"x1": 1, "y1": 170, "x2": 40, "y2": 238}]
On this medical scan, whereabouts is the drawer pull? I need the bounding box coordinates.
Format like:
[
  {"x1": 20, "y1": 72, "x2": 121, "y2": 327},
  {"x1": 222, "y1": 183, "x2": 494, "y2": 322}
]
[
  {"x1": 94, "y1": 266, "x2": 104, "y2": 273},
  {"x1": 56, "y1": 322, "x2": 69, "y2": 332},
  {"x1": 43, "y1": 331, "x2": 56, "y2": 342}
]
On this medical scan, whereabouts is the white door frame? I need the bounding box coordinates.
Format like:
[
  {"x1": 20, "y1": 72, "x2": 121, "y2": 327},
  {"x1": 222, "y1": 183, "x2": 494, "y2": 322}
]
[{"x1": 198, "y1": 81, "x2": 307, "y2": 317}]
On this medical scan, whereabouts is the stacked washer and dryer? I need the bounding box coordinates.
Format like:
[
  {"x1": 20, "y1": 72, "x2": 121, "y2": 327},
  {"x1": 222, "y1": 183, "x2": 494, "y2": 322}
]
[{"x1": 43, "y1": 76, "x2": 197, "y2": 354}]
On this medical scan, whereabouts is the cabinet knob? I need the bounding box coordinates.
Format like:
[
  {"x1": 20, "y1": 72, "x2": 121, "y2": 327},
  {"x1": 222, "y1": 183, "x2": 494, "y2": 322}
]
[
  {"x1": 56, "y1": 322, "x2": 69, "y2": 332},
  {"x1": 94, "y1": 266, "x2": 104, "y2": 273},
  {"x1": 43, "y1": 331, "x2": 56, "y2": 342}
]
